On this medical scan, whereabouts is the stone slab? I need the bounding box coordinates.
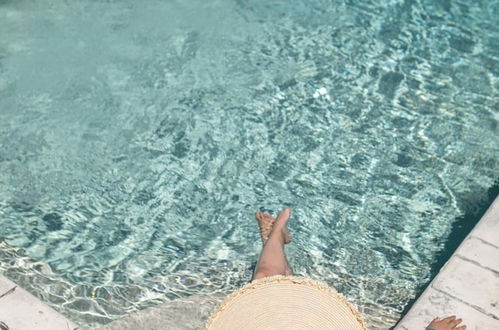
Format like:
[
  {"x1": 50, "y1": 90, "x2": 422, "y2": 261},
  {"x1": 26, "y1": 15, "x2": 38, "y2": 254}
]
[
  {"x1": 0, "y1": 275, "x2": 79, "y2": 330},
  {"x1": 0, "y1": 276, "x2": 16, "y2": 297},
  {"x1": 457, "y1": 237, "x2": 499, "y2": 272},
  {"x1": 100, "y1": 293, "x2": 225, "y2": 330},
  {"x1": 396, "y1": 196, "x2": 499, "y2": 330},
  {"x1": 433, "y1": 256, "x2": 499, "y2": 318},
  {"x1": 470, "y1": 195, "x2": 499, "y2": 247},
  {"x1": 395, "y1": 287, "x2": 499, "y2": 330}
]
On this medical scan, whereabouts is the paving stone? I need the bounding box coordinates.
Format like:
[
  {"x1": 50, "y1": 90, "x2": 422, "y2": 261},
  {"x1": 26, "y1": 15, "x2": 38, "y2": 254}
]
[
  {"x1": 0, "y1": 280, "x2": 79, "y2": 330},
  {"x1": 471, "y1": 196, "x2": 499, "y2": 247},
  {"x1": 396, "y1": 197, "x2": 499, "y2": 330},
  {"x1": 457, "y1": 236, "x2": 499, "y2": 272},
  {"x1": 433, "y1": 257, "x2": 499, "y2": 318},
  {"x1": 395, "y1": 286, "x2": 499, "y2": 330},
  {"x1": 0, "y1": 276, "x2": 16, "y2": 297}
]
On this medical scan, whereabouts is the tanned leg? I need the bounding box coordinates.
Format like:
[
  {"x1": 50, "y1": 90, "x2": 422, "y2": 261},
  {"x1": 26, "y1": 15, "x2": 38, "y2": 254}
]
[{"x1": 253, "y1": 208, "x2": 293, "y2": 281}]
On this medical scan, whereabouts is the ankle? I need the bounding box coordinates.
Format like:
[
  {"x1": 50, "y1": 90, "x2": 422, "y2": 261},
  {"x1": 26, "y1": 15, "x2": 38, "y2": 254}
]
[{"x1": 267, "y1": 229, "x2": 285, "y2": 245}]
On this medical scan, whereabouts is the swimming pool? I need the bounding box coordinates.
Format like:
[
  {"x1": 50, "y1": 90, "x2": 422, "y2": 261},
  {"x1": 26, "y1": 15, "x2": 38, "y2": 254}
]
[{"x1": 0, "y1": 0, "x2": 498, "y2": 328}]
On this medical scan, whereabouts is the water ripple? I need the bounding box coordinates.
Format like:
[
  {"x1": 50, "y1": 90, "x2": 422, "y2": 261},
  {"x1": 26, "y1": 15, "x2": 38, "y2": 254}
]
[{"x1": 0, "y1": 0, "x2": 498, "y2": 329}]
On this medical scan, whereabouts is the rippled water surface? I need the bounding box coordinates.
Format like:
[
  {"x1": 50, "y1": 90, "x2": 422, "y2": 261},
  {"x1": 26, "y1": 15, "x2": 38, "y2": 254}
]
[{"x1": 1, "y1": 0, "x2": 498, "y2": 328}]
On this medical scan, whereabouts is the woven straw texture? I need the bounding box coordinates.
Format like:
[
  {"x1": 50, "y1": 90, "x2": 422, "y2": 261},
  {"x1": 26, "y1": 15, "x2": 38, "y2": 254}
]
[{"x1": 206, "y1": 275, "x2": 368, "y2": 329}]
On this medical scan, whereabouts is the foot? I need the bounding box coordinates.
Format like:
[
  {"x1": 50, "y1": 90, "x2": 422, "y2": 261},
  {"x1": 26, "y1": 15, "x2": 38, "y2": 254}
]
[
  {"x1": 426, "y1": 316, "x2": 466, "y2": 330},
  {"x1": 255, "y1": 210, "x2": 292, "y2": 244},
  {"x1": 255, "y1": 212, "x2": 275, "y2": 244},
  {"x1": 269, "y1": 208, "x2": 292, "y2": 244}
]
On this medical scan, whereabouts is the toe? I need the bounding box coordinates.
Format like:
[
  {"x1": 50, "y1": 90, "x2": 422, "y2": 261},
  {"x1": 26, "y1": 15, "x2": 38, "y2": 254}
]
[
  {"x1": 262, "y1": 212, "x2": 274, "y2": 222},
  {"x1": 255, "y1": 212, "x2": 263, "y2": 221}
]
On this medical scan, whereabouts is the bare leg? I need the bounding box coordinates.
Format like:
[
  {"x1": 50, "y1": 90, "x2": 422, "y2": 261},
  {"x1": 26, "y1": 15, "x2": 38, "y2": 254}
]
[{"x1": 253, "y1": 208, "x2": 293, "y2": 281}]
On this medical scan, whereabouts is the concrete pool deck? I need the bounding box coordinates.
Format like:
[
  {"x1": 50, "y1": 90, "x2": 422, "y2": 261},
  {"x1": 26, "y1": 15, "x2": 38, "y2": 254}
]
[
  {"x1": 0, "y1": 196, "x2": 497, "y2": 329},
  {"x1": 396, "y1": 195, "x2": 499, "y2": 330},
  {"x1": 0, "y1": 275, "x2": 79, "y2": 330}
]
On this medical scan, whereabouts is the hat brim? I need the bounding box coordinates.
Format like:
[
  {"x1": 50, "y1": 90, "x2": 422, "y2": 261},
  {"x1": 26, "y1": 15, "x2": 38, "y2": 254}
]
[{"x1": 206, "y1": 275, "x2": 367, "y2": 329}]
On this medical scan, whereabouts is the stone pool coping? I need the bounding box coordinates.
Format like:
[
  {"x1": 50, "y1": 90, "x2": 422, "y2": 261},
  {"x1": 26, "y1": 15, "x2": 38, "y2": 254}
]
[
  {"x1": 1, "y1": 196, "x2": 497, "y2": 329},
  {"x1": 0, "y1": 275, "x2": 79, "y2": 330},
  {"x1": 395, "y1": 195, "x2": 499, "y2": 330}
]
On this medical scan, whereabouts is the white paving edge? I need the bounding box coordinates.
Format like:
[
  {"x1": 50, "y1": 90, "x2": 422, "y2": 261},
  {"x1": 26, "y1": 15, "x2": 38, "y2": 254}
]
[
  {"x1": 0, "y1": 275, "x2": 80, "y2": 330},
  {"x1": 395, "y1": 195, "x2": 499, "y2": 330}
]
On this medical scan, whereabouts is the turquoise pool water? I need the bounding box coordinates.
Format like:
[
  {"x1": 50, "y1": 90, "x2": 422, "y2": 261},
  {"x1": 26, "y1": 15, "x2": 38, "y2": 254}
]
[{"x1": 0, "y1": 0, "x2": 498, "y2": 328}]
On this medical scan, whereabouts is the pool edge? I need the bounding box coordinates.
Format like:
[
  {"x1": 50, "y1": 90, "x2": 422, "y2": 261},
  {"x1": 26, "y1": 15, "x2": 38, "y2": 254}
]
[
  {"x1": 0, "y1": 275, "x2": 80, "y2": 330},
  {"x1": 395, "y1": 195, "x2": 499, "y2": 329}
]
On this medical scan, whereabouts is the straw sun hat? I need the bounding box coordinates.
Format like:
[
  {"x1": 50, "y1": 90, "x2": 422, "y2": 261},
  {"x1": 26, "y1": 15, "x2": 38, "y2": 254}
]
[{"x1": 206, "y1": 275, "x2": 368, "y2": 329}]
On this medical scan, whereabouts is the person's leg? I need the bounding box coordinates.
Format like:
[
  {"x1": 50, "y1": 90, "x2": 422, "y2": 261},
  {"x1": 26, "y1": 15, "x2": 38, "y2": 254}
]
[{"x1": 253, "y1": 208, "x2": 293, "y2": 281}]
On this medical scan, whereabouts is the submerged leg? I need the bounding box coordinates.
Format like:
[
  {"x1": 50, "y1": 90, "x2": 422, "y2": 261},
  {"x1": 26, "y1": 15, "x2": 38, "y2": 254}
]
[{"x1": 253, "y1": 208, "x2": 293, "y2": 281}]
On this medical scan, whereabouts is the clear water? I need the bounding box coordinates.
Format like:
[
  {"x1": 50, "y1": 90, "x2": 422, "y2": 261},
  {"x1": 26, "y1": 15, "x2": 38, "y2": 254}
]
[{"x1": 0, "y1": 0, "x2": 498, "y2": 328}]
